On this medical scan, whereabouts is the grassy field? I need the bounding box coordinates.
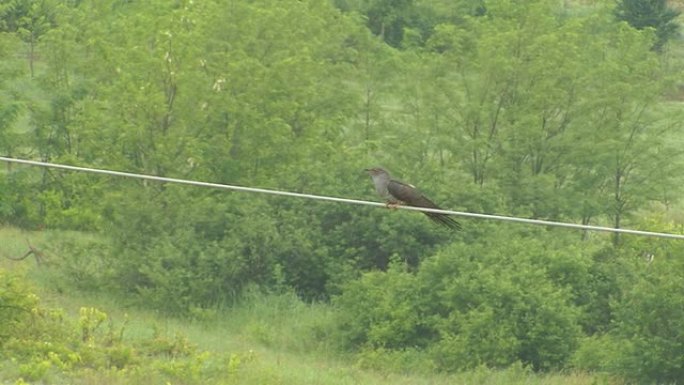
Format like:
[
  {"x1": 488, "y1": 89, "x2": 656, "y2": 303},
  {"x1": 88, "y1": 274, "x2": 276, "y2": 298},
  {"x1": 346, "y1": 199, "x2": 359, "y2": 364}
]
[{"x1": 0, "y1": 227, "x2": 619, "y2": 385}]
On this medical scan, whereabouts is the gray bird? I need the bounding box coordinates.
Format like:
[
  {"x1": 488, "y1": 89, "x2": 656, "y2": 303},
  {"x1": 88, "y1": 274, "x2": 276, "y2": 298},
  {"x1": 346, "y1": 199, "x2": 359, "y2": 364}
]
[{"x1": 365, "y1": 167, "x2": 461, "y2": 230}]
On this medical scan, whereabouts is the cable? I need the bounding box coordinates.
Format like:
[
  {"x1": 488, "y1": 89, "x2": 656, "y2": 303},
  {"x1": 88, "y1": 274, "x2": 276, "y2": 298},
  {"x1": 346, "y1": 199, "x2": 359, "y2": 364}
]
[{"x1": 2, "y1": 156, "x2": 683, "y2": 240}]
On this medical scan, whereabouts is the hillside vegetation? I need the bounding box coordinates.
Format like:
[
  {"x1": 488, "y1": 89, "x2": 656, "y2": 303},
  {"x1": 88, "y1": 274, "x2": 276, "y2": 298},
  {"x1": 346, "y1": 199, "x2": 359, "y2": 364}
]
[{"x1": 1, "y1": 0, "x2": 684, "y2": 384}]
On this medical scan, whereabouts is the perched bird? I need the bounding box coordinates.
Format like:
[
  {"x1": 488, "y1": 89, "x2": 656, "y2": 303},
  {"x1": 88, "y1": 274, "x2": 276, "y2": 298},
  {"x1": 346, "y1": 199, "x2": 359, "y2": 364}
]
[{"x1": 365, "y1": 167, "x2": 461, "y2": 230}]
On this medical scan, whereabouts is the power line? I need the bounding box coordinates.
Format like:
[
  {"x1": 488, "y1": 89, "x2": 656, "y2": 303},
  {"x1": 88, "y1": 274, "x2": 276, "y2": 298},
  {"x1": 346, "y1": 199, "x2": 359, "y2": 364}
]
[{"x1": 2, "y1": 156, "x2": 683, "y2": 240}]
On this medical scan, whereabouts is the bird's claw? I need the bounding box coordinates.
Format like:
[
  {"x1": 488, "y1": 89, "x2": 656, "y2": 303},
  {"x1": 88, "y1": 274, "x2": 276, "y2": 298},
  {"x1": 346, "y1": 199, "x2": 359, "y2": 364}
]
[{"x1": 386, "y1": 202, "x2": 402, "y2": 209}]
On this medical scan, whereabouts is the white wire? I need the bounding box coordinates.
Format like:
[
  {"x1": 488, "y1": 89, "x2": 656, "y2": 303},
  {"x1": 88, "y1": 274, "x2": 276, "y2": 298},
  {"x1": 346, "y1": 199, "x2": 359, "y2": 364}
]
[{"x1": 2, "y1": 156, "x2": 684, "y2": 240}]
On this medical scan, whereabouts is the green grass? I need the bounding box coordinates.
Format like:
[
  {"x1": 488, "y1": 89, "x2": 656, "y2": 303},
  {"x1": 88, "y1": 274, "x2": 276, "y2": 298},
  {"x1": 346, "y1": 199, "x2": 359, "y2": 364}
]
[{"x1": 0, "y1": 226, "x2": 616, "y2": 385}]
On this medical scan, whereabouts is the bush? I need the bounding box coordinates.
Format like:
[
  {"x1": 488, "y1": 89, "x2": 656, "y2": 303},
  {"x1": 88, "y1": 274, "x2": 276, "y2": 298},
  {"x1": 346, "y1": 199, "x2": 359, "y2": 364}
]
[
  {"x1": 333, "y1": 230, "x2": 584, "y2": 371},
  {"x1": 104, "y1": 189, "x2": 285, "y2": 314},
  {"x1": 608, "y1": 256, "x2": 684, "y2": 383},
  {"x1": 333, "y1": 263, "x2": 431, "y2": 350},
  {"x1": 0, "y1": 269, "x2": 239, "y2": 384},
  {"x1": 0, "y1": 269, "x2": 40, "y2": 347},
  {"x1": 571, "y1": 334, "x2": 623, "y2": 372},
  {"x1": 421, "y1": 238, "x2": 582, "y2": 371}
]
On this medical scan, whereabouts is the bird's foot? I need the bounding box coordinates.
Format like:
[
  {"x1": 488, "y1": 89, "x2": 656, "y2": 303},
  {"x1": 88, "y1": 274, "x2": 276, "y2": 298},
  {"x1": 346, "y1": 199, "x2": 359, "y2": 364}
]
[{"x1": 386, "y1": 202, "x2": 402, "y2": 210}]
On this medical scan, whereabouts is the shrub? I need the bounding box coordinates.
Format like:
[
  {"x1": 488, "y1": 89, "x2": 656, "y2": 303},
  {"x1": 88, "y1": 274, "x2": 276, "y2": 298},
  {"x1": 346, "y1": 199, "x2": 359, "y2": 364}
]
[
  {"x1": 333, "y1": 230, "x2": 584, "y2": 371},
  {"x1": 333, "y1": 263, "x2": 431, "y2": 350},
  {"x1": 608, "y1": 256, "x2": 684, "y2": 383},
  {"x1": 0, "y1": 269, "x2": 40, "y2": 347},
  {"x1": 0, "y1": 271, "x2": 239, "y2": 384},
  {"x1": 420, "y1": 239, "x2": 582, "y2": 371}
]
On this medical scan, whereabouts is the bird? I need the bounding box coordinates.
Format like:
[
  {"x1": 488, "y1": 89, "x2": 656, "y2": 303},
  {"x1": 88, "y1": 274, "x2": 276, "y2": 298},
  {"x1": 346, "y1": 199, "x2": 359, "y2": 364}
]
[{"x1": 365, "y1": 167, "x2": 461, "y2": 230}]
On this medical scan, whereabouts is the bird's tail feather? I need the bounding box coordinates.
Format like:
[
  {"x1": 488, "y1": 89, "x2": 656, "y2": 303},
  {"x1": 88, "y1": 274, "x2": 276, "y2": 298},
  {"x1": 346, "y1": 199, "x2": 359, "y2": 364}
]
[{"x1": 425, "y1": 212, "x2": 461, "y2": 230}]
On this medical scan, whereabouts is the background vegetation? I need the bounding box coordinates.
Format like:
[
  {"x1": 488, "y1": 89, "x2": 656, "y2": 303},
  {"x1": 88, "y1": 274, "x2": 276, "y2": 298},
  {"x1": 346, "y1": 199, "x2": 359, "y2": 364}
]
[{"x1": 1, "y1": 0, "x2": 684, "y2": 383}]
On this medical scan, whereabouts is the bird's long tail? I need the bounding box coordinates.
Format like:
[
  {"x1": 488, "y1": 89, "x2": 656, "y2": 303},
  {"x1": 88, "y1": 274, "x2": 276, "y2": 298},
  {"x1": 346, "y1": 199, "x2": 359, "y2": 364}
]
[{"x1": 424, "y1": 212, "x2": 461, "y2": 230}]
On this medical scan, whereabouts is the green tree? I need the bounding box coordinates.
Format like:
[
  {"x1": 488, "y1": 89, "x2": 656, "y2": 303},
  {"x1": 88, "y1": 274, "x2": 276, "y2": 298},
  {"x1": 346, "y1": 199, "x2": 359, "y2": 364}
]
[
  {"x1": 407, "y1": 0, "x2": 680, "y2": 232},
  {"x1": 21, "y1": 3, "x2": 104, "y2": 229},
  {"x1": 0, "y1": 32, "x2": 25, "y2": 167},
  {"x1": 0, "y1": 0, "x2": 58, "y2": 77},
  {"x1": 614, "y1": 0, "x2": 680, "y2": 51},
  {"x1": 50, "y1": 0, "x2": 369, "y2": 308},
  {"x1": 335, "y1": 0, "x2": 486, "y2": 48},
  {"x1": 340, "y1": 0, "x2": 415, "y2": 47},
  {"x1": 572, "y1": 18, "x2": 681, "y2": 243}
]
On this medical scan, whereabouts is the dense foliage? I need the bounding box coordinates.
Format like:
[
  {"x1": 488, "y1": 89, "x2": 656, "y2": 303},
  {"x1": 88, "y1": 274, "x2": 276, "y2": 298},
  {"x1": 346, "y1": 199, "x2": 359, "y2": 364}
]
[
  {"x1": 0, "y1": 268, "x2": 259, "y2": 384},
  {"x1": 1, "y1": 0, "x2": 684, "y2": 383},
  {"x1": 615, "y1": 0, "x2": 681, "y2": 51}
]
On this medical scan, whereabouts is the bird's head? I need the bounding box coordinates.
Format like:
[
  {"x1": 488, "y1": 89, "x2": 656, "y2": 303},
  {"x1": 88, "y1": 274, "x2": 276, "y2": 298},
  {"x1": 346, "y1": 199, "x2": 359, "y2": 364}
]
[{"x1": 364, "y1": 167, "x2": 389, "y2": 177}]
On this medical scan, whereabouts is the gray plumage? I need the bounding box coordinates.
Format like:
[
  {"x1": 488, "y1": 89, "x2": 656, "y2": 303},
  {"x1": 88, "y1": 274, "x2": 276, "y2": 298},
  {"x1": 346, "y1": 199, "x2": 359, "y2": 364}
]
[{"x1": 365, "y1": 167, "x2": 461, "y2": 230}]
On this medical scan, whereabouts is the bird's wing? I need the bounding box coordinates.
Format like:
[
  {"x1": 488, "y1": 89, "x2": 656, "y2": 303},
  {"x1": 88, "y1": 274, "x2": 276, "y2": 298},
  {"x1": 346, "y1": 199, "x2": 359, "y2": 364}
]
[
  {"x1": 387, "y1": 179, "x2": 438, "y2": 208},
  {"x1": 387, "y1": 179, "x2": 461, "y2": 230}
]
